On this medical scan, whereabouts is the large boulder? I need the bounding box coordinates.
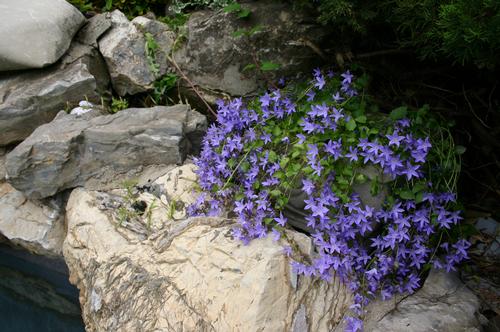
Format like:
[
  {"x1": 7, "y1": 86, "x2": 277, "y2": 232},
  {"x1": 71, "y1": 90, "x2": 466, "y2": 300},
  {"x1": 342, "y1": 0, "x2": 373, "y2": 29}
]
[
  {"x1": 98, "y1": 10, "x2": 175, "y2": 96},
  {"x1": 173, "y1": 1, "x2": 328, "y2": 101},
  {"x1": 63, "y1": 187, "x2": 353, "y2": 332},
  {"x1": 6, "y1": 105, "x2": 207, "y2": 199},
  {"x1": 0, "y1": 42, "x2": 110, "y2": 146},
  {"x1": 361, "y1": 269, "x2": 481, "y2": 332},
  {"x1": 0, "y1": 182, "x2": 65, "y2": 257},
  {"x1": 62, "y1": 165, "x2": 482, "y2": 332},
  {"x1": 63, "y1": 181, "x2": 481, "y2": 332},
  {"x1": 0, "y1": 0, "x2": 85, "y2": 71},
  {"x1": 0, "y1": 148, "x2": 6, "y2": 181}
]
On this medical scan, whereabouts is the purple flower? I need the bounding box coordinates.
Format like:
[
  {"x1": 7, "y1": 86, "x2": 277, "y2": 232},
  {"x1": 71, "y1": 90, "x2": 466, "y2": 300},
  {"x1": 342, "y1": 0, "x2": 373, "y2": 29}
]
[
  {"x1": 314, "y1": 74, "x2": 326, "y2": 90},
  {"x1": 332, "y1": 92, "x2": 344, "y2": 103},
  {"x1": 274, "y1": 212, "x2": 287, "y2": 226},
  {"x1": 302, "y1": 178, "x2": 315, "y2": 195},
  {"x1": 307, "y1": 143, "x2": 319, "y2": 159},
  {"x1": 324, "y1": 139, "x2": 342, "y2": 159},
  {"x1": 341, "y1": 70, "x2": 354, "y2": 85},
  {"x1": 345, "y1": 146, "x2": 359, "y2": 162},
  {"x1": 306, "y1": 90, "x2": 316, "y2": 101},
  {"x1": 297, "y1": 133, "x2": 306, "y2": 144},
  {"x1": 402, "y1": 162, "x2": 420, "y2": 180},
  {"x1": 272, "y1": 229, "x2": 281, "y2": 241},
  {"x1": 386, "y1": 131, "x2": 405, "y2": 148},
  {"x1": 309, "y1": 103, "x2": 329, "y2": 118},
  {"x1": 260, "y1": 93, "x2": 271, "y2": 107},
  {"x1": 345, "y1": 317, "x2": 363, "y2": 332},
  {"x1": 261, "y1": 132, "x2": 272, "y2": 144},
  {"x1": 300, "y1": 118, "x2": 318, "y2": 134}
]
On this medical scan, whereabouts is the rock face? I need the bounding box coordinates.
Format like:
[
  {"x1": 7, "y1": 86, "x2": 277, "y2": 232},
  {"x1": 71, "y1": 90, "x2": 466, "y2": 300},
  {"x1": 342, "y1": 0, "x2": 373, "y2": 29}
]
[
  {"x1": 6, "y1": 105, "x2": 206, "y2": 199},
  {"x1": 0, "y1": 148, "x2": 6, "y2": 181},
  {"x1": 0, "y1": 42, "x2": 110, "y2": 146},
  {"x1": 63, "y1": 187, "x2": 353, "y2": 332},
  {"x1": 0, "y1": 0, "x2": 85, "y2": 71},
  {"x1": 0, "y1": 183, "x2": 65, "y2": 257},
  {"x1": 75, "y1": 13, "x2": 113, "y2": 48},
  {"x1": 362, "y1": 269, "x2": 481, "y2": 332},
  {"x1": 98, "y1": 10, "x2": 175, "y2": 96},
  {"x1": 62, "y1": 167, "x2": 481, "y2": 332},
  {"x1": 173, "y1": 1, "x2": 328, "y2": 99}
]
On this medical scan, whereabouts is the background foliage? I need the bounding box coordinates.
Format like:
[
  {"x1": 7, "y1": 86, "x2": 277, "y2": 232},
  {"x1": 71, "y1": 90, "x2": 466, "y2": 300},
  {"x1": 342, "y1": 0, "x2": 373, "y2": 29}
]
[{"x1": 294, "y1": 0, "x2": 500, "y2": 69}]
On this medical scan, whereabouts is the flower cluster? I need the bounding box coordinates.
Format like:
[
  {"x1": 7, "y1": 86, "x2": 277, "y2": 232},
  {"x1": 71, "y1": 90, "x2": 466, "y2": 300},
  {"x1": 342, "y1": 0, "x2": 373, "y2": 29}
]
[{"x1": 189, "y1": 69, "x2": 470, "y2": 331}]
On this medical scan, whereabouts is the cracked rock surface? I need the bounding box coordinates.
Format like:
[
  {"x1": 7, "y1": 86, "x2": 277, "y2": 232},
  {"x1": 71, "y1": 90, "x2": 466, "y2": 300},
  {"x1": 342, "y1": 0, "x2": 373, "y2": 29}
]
[
  {"x1": 62, "y1": 165, "x2": 482, "y2": 332},
  {"x1": 0, "y1": 42, "x2": 110, "y2": 146},
  {"x1": 173, "y1": 0, "x2": 328, "y2": 102},
  {"x1": 98, "y1": 10, "x2": 175, "y2": 96},
  {"x1": 6, "y1": 105, "x2": 206, "y2": 199},
  {"x1": 63, "y1": 187, "x2": 353, "y2": 332},
  {"x1": 360, "y1": 268, "x2": 481, "y2": 332},
  {"x1": 0, "y1": 182, "x2": 65, "y2": 257}
]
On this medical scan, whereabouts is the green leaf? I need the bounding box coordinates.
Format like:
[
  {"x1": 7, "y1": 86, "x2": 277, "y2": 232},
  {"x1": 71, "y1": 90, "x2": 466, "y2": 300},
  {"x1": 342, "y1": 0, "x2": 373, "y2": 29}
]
[
  {"x1": 223, "y1": 3, "x2": 241, "y2": 13},
  {"x1": 338, "y1": 176, "x2": 349, "y2": 185},
  {"x1": 249, "y1": 25, "x2": 263, "y2": 35},
  {"x1": 291, "y1": 163, "x2": 302, "y2": 172},
  {"x1": 270, "y1": 189, "x2": 281, "y2": 197},
  {"x1": 370, "y1": 178, "x2": 379, "y2": 196},
  {"x1": 390, "y1": 106, "x2": 408, "y2": 120},
  {"x1": 342, "y1": 166, "x2": 353, "y2": 177},
  {"x1": 400, "y1": 190, "x2": 415, "y2": 200},
  {"x1": 240, "y1": 161, "x2": 250, "y2": 172},
  {"x1": 242, "y1": 63, "x2": 256, "y2": 72},
  {"x1": 412, "y1": 183, "x2": 427, "y2": 194},
  {"x1": 268, "y1": 150, "x2": 278, "y2": 163},
  {"x1": 280, "y1": 157, "x2": 290, "y2": 168},
  {"x1": 232, "y1": 29, "x2": 247, "y2": 38},
  {"x1": 355, "y1": 174, "x2": 367, "y2": 184},
  {"x1": 346, "y1": 118, "x2": 357, "y2": 131},
  {"x1": 238, "y1": 8, "x2": 251, "y2": 18},
  {"x1": 104, "y1": 0, "x2": 113, "y2": 11},
  {"x1": 291, "y1": 150, "x2": 301, "y2": 159},
  {"x1": 274, "y1": 170, "x2": 285, "y2": 179},
  {"x1": 273, "y1": 126, "x2": 282, "y2": 136},
  {"x1": 455, "y1": 145, "x2": 466, "y2": 155},
  {"x1": 355, "y1": 115, "x2": 367, "y2": 123},
  {"x1": 260, "y1": 61, "x2": 281, "y2": 72},
  {"x1": 415, "y1": 192, "x2": 424, "y2": 203}
]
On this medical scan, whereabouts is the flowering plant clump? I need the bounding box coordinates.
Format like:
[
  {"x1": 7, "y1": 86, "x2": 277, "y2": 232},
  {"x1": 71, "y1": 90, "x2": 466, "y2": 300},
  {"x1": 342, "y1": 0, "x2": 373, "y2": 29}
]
[{"x1": 188, "y1": 69, "x2": 470, "y2": 331}]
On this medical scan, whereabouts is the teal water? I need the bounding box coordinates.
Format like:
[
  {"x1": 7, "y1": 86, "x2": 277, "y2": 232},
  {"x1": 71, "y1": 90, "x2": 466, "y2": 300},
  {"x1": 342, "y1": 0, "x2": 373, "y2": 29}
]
[{"x1": 0, "y1": 245, "x2": 85, "y2": 332}]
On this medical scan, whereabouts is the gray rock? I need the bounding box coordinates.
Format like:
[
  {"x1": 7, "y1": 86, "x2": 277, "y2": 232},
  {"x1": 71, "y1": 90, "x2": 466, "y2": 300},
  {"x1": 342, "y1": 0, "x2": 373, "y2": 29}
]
[
  {"x1": 185, "y1": 106, "x2": 208, "y2": 154},
  {"x1": 486, "y1": 238, "x2": 500, "y2": 257},
  {"x1": 98, "y1": 10, "x2": 175, "y2": 96},
  {"x1": 363, "y1": 269, "x2": 481, "y2": 332},
  {"x1": 0, "y1": 149, "x2": 5, "y2": 181},
  {"x1": 0, "y1": 42, "x2": 110, "y2": 146},
  {"x1": 0, "y1": 182, "x2": 65, "y2": 257},
  {"x1": 0, "y1": 0, "x2": 85, "y2": 71},
  {"x1": 6, "y1": 105, "x2": 206, "y2": 199},
  {"x1": 173, "y1": 1, "x2": 328, "y2": 98},
  {"x1": 75, "y1": 13, "x2": 113, "y2": 47},
  {"x1": 475, "y1": 217, "x2": 499, "y2": 237}
]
